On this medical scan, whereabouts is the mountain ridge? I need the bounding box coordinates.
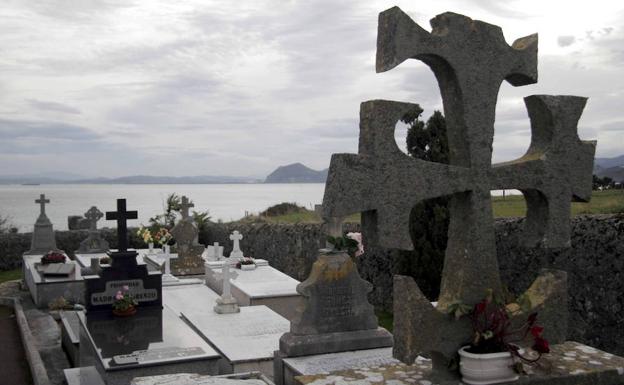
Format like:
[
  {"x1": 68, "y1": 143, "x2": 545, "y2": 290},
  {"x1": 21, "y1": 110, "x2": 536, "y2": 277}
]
[{"x1": 264, "y1": 163, "x2": 328, "y2": 183}]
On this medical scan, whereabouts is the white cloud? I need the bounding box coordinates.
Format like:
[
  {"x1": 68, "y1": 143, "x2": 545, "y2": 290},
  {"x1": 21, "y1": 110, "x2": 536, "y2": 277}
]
[{"x1": 0, "y1": 0, "x2": 623, "y2": 178}]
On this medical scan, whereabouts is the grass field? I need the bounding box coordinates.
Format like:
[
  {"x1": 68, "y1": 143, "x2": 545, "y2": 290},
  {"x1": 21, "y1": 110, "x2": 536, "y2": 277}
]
[
  {"x1": 0, "y1": 269, "x2": 20, "y2": 285},
  {"x1": 243, "y1": 190, "x2": 624, "y2": 224}
]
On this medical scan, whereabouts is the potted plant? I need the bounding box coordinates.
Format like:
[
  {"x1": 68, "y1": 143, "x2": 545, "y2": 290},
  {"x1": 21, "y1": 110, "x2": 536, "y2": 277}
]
[
  {"x1": 451, "y1": 291, "x2": 550, "y2": 384},
  {"x1": 236, "y1": 257, "x2": 256, "y2": 270},
  {"x1": 137, "y1": 226, "x2": 155, "y2": 253},
  {"x1": 112, "y1": 286, "x2": 138, "y2": 317},
  {"x1": 326, "y1": 232, "x2": 364, "y2": 258},
  {"x1": 40, "y1": 251, "x2": 66, "y2": 264}
]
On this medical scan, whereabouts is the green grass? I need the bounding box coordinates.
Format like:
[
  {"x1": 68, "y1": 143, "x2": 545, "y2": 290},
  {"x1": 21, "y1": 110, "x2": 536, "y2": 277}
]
[
  {"x1": 0, "y1": 269, "x2": 21, "y2": 285},
  {"x1": 244, "y1": 190, "x2": 624, "y2": 224},
  {"x1": 376, "y1": 309, "x2": 393, "y2": 332},
  {"x1": 493, "y1": 189, "x2": 624, "y2": 218}
]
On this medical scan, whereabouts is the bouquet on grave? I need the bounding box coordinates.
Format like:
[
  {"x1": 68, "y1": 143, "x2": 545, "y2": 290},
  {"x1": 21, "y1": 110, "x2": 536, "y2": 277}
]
[
  {"x1": 136, "y1": 226, "x2": 154, "y2": 245},
  {"x1": 449, "y1": 289, "x2": 550, "y2": 364},
  {"x1": 236, "y1": 257, "x2": 256, "y2": 268},
  {"x1": 153, "y1": 227, "x2": 173, "y2": 246},
  {"x1": 112, "y1": 285, "x2": 138, "y2": 312},
  {"x1": 41, "y1": 251, "x2": 66, "y2": 264},
  {"x1": 326, "y1": 232, "x2": 364, "y2": 258}
]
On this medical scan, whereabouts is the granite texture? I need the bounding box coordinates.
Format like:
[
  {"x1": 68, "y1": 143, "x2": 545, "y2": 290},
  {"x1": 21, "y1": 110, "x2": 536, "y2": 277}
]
[
  {"x1": 295, "y1": 342, "x2": 624, "y2": 385},
  {"x1": 321, "y1": 7, "x2": 595, "y2": 369}
]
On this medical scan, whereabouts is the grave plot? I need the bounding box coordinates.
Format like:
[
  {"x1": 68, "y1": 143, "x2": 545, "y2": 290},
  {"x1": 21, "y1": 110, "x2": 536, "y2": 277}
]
[
  {"x1": 182, "y1": 305, "x2": 290, "y2": 378},
  {"x1": 77, "y1": 306, "x2": 220, "y2": 385}
]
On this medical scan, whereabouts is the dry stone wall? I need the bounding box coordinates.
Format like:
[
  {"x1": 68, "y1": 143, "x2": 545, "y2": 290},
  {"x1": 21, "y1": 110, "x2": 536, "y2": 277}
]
[{"x1": 0, "y1": 215, "x2": 622, "y2": 354}]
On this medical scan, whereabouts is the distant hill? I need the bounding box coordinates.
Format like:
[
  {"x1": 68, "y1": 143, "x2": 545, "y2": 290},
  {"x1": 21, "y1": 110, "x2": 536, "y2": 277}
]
[
  {"x1": 0, "y1": 174, "x2": 260, "y2": 185},
  {"x1": 264, "y1": 163, "x2": 328, "y2": 183},
  {"x1": 594, "y1": 155, "x2": 624, "y2": 182}
]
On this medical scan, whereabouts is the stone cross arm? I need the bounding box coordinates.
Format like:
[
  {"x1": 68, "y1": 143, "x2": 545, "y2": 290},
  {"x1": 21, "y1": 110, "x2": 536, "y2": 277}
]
[
  {"x1": 376, "y1": 7, "x2": 538, "y2": 86},
  {"x1": 35, "y1": 194, "x2": 50, "y2": 215},
  {"x1": 322, "y1": 97, "x2": 595, "y2": 250}
]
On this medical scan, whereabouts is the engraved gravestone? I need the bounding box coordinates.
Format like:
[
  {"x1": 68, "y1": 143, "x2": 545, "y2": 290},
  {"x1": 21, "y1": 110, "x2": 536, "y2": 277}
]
[
  {"x1": 25, "y1": 194, "x2": 60, "y2": 255},
  {"x1": 76, "y1": 206, "x2": 110, "y2": 253},
  {"x1": 84, "y1": 199, "x2": 162, "y2": 312},
  {"x1": 170, "y1": 195, "x2": 205, "y2": 275},
  {"x1": 277, "y1": 250, "x2": 392, "y2": 356},
  {"x1": 322, "y1": 6, "x2": 596, "y2": 374}
]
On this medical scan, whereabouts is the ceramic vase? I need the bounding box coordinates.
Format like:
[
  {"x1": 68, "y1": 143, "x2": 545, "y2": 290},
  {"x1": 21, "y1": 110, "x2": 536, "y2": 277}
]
[{"x1": 458, "y1": 346, "x2": 519, "y2": 385}]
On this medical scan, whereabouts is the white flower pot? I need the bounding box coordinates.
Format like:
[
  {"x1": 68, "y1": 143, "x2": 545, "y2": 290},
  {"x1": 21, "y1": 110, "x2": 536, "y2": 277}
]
[
  {"x1": 458, "y1": 346, "x2": 518, "y2": 385},
  {"x1": 240, "y1": 264, "x2": 256, "y2": 271}
]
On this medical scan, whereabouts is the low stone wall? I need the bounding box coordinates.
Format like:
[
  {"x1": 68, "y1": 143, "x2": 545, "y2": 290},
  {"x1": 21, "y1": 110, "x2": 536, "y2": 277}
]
[{"x1": 1, "y1": 215, "x2": 622, "y2": 355}]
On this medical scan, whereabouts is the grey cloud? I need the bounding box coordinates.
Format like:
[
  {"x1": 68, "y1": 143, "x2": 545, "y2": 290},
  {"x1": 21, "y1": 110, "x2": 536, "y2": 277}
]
[
  {"x1": 0, "y1": 119, "x2": 98, "y2": 141},
  {"x1": 557, "y1": 35, "x2": 576, "y2": 47},
  {"x1": 600, "y1": 121, "x2": 624, "y2": 132},
  {"x1": 309, "y1": 118, "x2": 359, "y2": 139},
  {"x1": 27, "y1": 99, "x2": 81, "y2": 115}
]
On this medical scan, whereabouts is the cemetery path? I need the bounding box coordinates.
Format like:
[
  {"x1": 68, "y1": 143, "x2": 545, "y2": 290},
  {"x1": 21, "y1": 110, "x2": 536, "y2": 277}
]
[{"x1": 0, "y1": 305, "x2": 33, "y2": 385}]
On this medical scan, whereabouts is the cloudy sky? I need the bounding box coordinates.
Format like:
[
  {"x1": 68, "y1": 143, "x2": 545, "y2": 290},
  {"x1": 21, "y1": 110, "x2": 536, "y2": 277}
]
[{"x1": 0, "y1": 0, "x2": 622, "y2": 178}]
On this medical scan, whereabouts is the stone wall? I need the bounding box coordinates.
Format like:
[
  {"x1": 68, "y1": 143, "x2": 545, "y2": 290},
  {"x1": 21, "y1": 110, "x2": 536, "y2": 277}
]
[{"x1": 1, "y1": 215, "x2": 622, "y2": 355}]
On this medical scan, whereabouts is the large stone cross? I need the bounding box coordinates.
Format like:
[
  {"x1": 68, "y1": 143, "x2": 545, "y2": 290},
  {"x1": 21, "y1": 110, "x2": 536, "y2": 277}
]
[
  {"x1": 106, "y1": 199, "x2": 138, "y2": 252},
  {"x1": 84, "y1": 206, "x2": 104, "y2": 231},
  {"x1": 322, "y1": 7, "x2": 596, "y2": 368},
  {"x1": 179, "y1": 196, "x2": 194, "y2": 221},
  {"x1": 35, "y1": 194, "x2": 50, "y2": 216}
]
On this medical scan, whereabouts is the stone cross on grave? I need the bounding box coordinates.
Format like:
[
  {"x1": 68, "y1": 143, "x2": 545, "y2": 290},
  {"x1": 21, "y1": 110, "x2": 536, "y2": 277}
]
[
  {"x1": 212, "y1": 242, "x2": 223, "y2": 261},
  {"x1": 179, "y1": 196, "x2": 194, "y2": 221},
  {"x1": 213, "y1": 258, "x2": 239, "y2": 314},
  {"x1": 106, "y1": 199, "x2": 138, "y2": 252},
  {"x1": 35, "y1": 194, "x2": 50, "y2": 218},
  {"x1": 162, "y1": 247, "x2": 178, "y2": 276},
  {"x1": 322, "y1": 7, "x2": 596, "y2": 371},
  {"x1": 229, "y1": 230, "x2": 244, "y2": 259},
  {"x1": 84, "y1": 206, "x2": 103, "y2": 231}
]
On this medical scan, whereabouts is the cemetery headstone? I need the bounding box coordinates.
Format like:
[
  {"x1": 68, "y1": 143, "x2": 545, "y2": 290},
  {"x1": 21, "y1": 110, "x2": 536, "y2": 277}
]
[
  {"x1": 274, "y1": 249, "x2": 392, "y2": 383},
  {"x1": 169, "y1": 195, "x2": 205, "y2": 275},
  {"x1": 25, "y1": 193, "x2": 61, "y2": 255},
  {"x1": 229, "y1": 230, "x2": 244, "y2": 259},
  {"x1": 321, "y1": 6, "x2": 596, "y2": 374},
  {"x1": 213, "y1": 258, "x2": 239, "y2": 314},
  {"x1": 76, "y1": 206, "x2": 110, "y2": 253},
  {"x1": 84, "y1": 198, "x2": 162, "y2": 312}
]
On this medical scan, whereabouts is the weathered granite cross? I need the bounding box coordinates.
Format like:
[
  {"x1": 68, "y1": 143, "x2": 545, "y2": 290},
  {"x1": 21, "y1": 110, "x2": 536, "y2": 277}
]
[
  {"x1": 229, "y1": 230, "x2": 244, "y2": 259},
  {"x1": 84, "y1": 206, "x2": 103, "y2": 232},
  {"x1": 322, "y1": 7, "x2": 596, "y2": 370},
  {"x1": 106, "y1": 199, "x2": 138, "y2": 252},
  {"x1": 35, "y1": 194, "x2": 50, "y2": 217},
  {"x1": 179, "y1": 195, "x2": 194, "y2": 221}
]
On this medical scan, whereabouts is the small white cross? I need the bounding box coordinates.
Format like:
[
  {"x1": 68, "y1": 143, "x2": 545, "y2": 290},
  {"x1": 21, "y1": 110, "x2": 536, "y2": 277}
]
[
  {"x1": 162, "y1": 247, "x2": 178, "y2": 276},
  {"x1": 220, "y1": 260, "x2": 238, "y2": 299},
  {"x1": 212, "y1": 242, "x2": 223, "y2": 260},
  {"x1": 229, "y1": 230, "x2": 244, "y2": 259}
]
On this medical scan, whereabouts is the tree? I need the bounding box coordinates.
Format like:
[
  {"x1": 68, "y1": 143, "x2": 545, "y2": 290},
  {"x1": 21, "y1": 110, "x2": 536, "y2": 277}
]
[
  {"x1": 399, "y1": 108, "x2": 450, "y2": 301},
  {"x1": 148, "y1": 193, "x2": 211, "y2": 233}
]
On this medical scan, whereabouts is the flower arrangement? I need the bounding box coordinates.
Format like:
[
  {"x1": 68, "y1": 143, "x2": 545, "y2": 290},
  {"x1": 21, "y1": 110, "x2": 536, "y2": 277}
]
[
  {"x1": 450, "y1": 290, "x2": 550, "y2": 363},
  {"x1": 137, "y1": 226, "x2": 153, "y2": 244},
  {"x1": 112, "y1": 285, "x2": 138, "y2": 316},
  {"x1": 327, "y1": 232, "x2": 364, "y2": 258},
  {"x1": 153, "y1": 227, "x2": 173, "y2": 246},
  {"x1": 41, "y1": 251, "x2": 66, "y2": 264},
  {"x1": 236, "y1": 257, "x2": 256, "y2": 269}
]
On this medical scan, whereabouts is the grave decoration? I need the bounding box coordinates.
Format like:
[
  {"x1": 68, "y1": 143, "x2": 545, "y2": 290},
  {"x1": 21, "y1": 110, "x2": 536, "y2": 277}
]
[
  {"x1": 84, "y1": 198, "x2": 162, "y2": 312},
  {"x1": 169, "y1": 195, "x2": 205, "y2": 275},
  {"x1": 25, "y1": 193, "x2": 62, "y2": 255},
  {"x1": 320, "y1": 5, "x2": 597, "y2": 380},
  {"x1": 213, "y1": 256, "x2": 240, "y2": 314},
  {"x1": 273, "y1": 248, "x2": 393, "y2": 384},
  {"x1": 76, "y1": 206, "x2": 110, "y2": 253}
]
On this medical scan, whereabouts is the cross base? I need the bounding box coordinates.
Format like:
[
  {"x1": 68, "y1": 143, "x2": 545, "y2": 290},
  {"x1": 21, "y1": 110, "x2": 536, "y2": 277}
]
[
  {"x1": 279, "y1": 328, "x2": 393, "y2": 357},
  {"x1": 214, "y1": 296, "x2": 240, "y2": 314}
]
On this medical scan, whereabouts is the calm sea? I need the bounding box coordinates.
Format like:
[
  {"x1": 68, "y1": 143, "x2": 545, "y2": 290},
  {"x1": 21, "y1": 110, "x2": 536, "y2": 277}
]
[{"x1": 0, "y1": 184, "x2": 326, "y2": 232}]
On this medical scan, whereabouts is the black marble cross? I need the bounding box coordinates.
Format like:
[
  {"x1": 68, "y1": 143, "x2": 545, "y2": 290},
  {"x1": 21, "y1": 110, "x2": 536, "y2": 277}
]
[{"x1": 106, "y1": 199, "x2": 138, "y2": 252}]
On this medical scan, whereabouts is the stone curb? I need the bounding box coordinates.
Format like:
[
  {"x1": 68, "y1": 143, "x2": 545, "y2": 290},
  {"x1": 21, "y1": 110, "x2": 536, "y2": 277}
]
[{"x1": 0, "y1": 296, "x2": 52, "y2": 385}]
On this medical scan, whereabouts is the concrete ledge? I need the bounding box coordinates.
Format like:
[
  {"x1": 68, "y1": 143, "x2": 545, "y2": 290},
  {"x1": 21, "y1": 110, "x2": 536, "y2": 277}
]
[
  {"x1": 0, "y1": 296, "x2": 52, "y2": 385},
  {"x1": 279, "y1": 328, "x2": 393, "y2": 357}
]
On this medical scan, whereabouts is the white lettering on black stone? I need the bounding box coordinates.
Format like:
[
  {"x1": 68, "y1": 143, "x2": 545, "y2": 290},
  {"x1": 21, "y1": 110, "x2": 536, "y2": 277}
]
[{"x1": 90, "y1": 279, "x2": 158, "y2": 306}]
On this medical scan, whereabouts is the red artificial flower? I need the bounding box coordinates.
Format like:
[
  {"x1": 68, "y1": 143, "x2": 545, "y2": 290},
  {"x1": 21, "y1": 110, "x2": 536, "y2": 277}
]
[
  {"x1": 474, "y1": 300, "x2": 487, "y2": 314},
  {"x1": 533, "y1": 336, "x2": 550, "y2": 353},
  {"x1": 530, "y1": 325, "x2": 544, "y2": 337}
]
